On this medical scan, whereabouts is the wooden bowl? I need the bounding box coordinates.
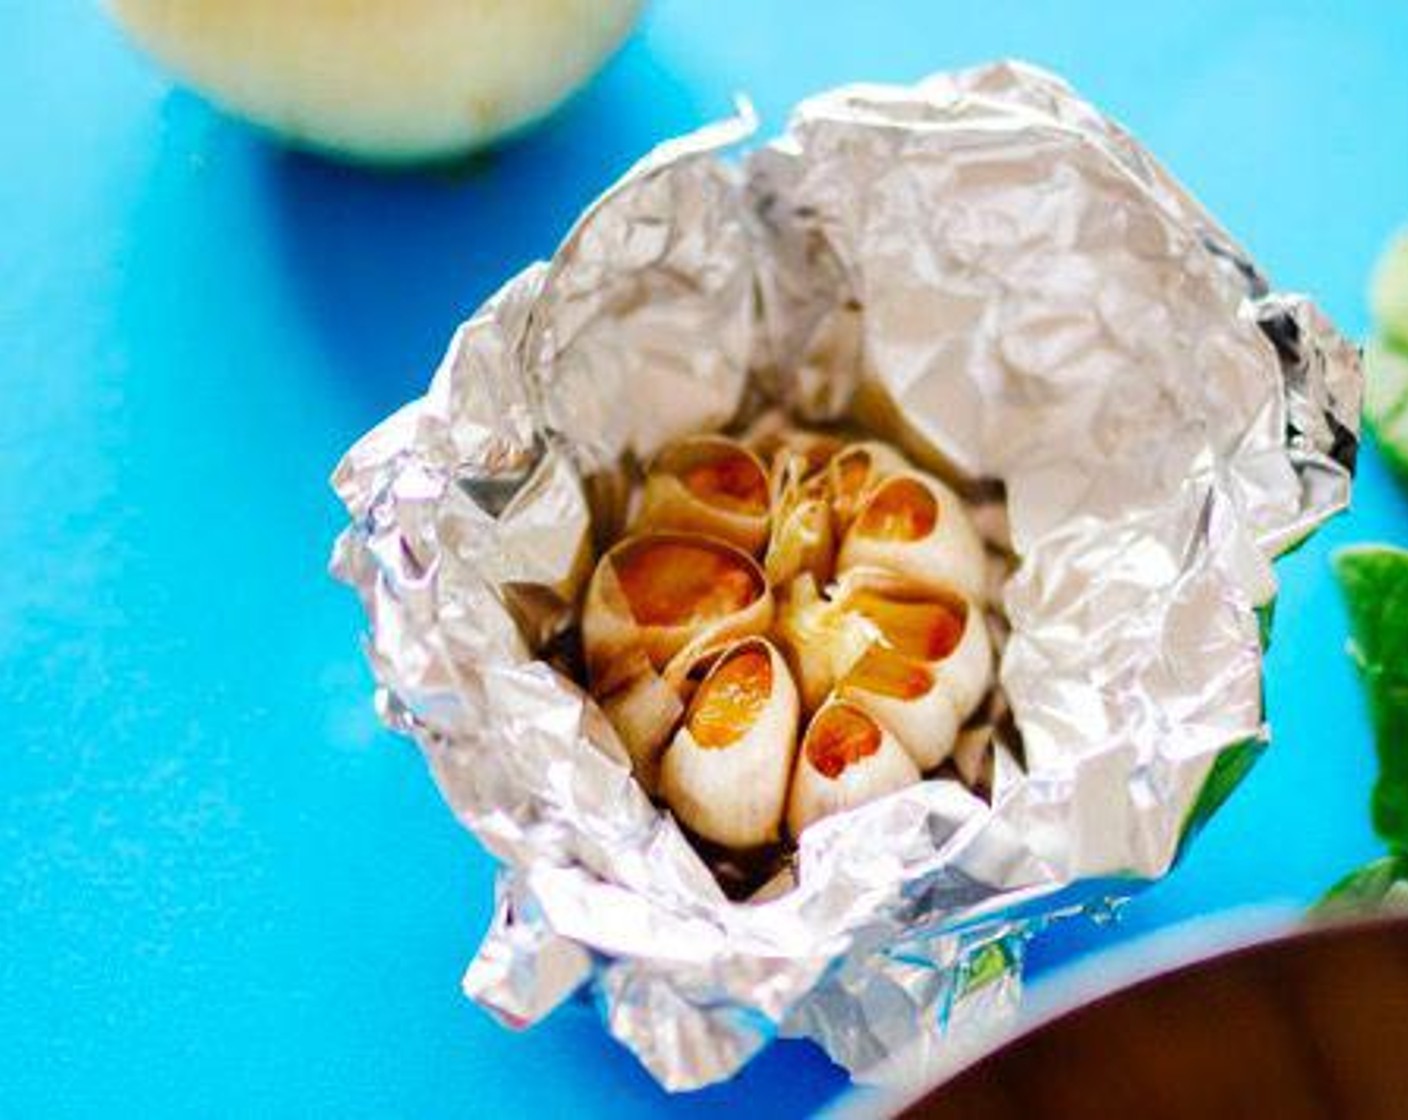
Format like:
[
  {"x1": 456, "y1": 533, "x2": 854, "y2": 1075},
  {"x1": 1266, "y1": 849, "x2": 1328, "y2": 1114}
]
[{"x1": 894, "y1": 917, "x2": 1408, "y2": 1120}]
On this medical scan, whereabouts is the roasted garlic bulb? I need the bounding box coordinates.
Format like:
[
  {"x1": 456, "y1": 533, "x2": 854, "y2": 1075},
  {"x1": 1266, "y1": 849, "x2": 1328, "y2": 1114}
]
[{"x1": 580, "y1": 426, "x2": 997, "y2": 846}]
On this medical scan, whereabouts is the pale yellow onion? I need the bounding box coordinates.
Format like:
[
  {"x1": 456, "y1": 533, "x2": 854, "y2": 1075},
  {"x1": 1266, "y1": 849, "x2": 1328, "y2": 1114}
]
[
  {"x1": 633, "y1": 436, "x2": 771, "y2": 555},
  {"x1": 107, "y1": 0, "x2": 644, "y2": 164},
  {"x1": 837, "y1": 470, "x2": 987, "y2": 601},
  {"x1": 837, "y1": 587, "x2": 992, "y2": 770},
  {"x1": 659, "y1": 639, "x2": 800, "y2": 848},
  {"x1": 786, "y1": 699, "x2": 919, "y2": 836},
  {"x1": 581, "y1": 533, "x2": 772, "y2": 694}
]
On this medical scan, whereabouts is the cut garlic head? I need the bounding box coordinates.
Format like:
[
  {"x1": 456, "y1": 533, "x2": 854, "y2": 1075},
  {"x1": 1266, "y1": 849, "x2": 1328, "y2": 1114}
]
[
  {"x1": 837, "y1": 470, "x2": 987, "y2": 601},
  {"x1": 786, "y1": 699, "x2": 919, "y2": 836},
  {"x1": 582, "y1": 533, "x2": 772, "y2": 693},
  {"x1": 634, "y1": 436, "x2": 771, "y2": 554},
  {"x1": 659, "y1": 639, "x2": 800, "y2": 849},
  {"x1": 837, "y1": 587, "x2": 992, "y2": 770}
]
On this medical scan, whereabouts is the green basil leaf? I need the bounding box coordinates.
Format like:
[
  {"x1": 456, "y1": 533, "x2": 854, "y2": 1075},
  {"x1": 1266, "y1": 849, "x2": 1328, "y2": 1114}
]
[
  {"x1": 1371, "y1": 229, "x2": 1408, "y2": 351},
  {"x1": 1316, "y1": 855, "x2": 1408, "y2": 918},
  {"x1": 1333, "y1": 546, "x2": 1408, "y2": 853},
  {"x1": 1364, "y1": 340, "x2": 1408, "y2": 486}
]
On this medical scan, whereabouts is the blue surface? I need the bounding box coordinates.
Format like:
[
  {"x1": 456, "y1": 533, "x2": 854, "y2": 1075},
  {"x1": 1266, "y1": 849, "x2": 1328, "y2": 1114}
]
[{"x1": 4, "y1": 2, "x2": 1408, "y2": 1116}]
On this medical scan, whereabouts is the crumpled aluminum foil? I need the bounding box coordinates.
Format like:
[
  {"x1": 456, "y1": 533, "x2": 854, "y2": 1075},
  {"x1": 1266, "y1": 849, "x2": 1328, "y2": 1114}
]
[{"x1": 330, "y1": 61, "x2": 1361, "y2": 1091}]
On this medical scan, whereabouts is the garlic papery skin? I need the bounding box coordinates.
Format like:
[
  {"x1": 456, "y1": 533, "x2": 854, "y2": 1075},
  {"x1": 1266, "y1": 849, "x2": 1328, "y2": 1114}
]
[
  {"x1": 837, "y1": 470, "x2": 987, "y2": 601},
  {"x1": 582, "y1": 533, "x2": 772, "y2": 694},
  {"x1": 659, "y1": 639, "x2": 800, "y2": 849},
  {"x1": 598, "y1": 662, "x2": 685, "y2": 794},
  {"x1": 766, "y1": 494, "x2": 835, "y2": 589},
  {"x1": 633, "y1": 436, "x2": 771, "y2": 555},
  {"x1": 786, "y1": 699, "x2": 920, "y2": 836}
]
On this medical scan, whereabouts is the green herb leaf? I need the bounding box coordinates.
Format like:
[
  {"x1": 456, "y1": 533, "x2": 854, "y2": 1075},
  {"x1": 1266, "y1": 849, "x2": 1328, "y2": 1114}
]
[
  {"x1": 1365, "y1": 231, "x2": 1408, "y2": 485},
  {"x1": 1333, "y1": 546, "x2": 1408, "y2": 853},
  {"x1": 1371, "y1": 229, "x2": 1408, "y2": 351},
  {"x1": 1316, "y1": 855, "x2": 1408, "y2": 918},
  {"x1": 1364, "y1": 341, "x2": 1408, "y2": 485}
]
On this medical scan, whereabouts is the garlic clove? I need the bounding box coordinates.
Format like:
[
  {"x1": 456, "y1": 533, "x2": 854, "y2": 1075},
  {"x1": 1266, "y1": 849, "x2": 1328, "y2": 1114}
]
[
  {"x1": 837, "y1": 470, "x2": 987, "y2": 601},
  {"x1": 659, "y1": 638, "x2": 800, "y2": 849},
  {"x1": 839, "y1": 647, "x2": 959, "y2": 771},
  {"x1": 633, "y1": 436, "x2": 771, "y2": 554},
  {"x1": 766, "y1": 494, "x2": 835, "y2": 589},
  {"x1": 841, "y1": 582, "x2": 993, "y2": 720},
  {"x1": 773, "y1": 575, "x2": 876, "y2": 713},
  {"x1": 764, "y1": 449, "x2": 837, "y2": 588},
  {"x1": 826, "y1": 441, "x2": 909, "y2": 532},
  {"x1": 833, "y1": 581, "x2": 993, "y2": 769},
  {"x1": 786, "y1": 699, "x2": 919, "y2": 836},
  {"x1": 582, "y1": 533, "x2": 772, "y2": 693}
]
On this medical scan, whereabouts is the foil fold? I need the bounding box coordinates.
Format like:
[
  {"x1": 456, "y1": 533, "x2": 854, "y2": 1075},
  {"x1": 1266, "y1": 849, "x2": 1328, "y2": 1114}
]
[{"x1": 331, "y1": 61, "x2": 1360, "y2": 1090}]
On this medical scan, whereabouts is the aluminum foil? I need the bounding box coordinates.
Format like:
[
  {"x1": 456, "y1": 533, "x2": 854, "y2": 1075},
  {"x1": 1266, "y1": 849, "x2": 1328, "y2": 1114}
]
[{"x1": 330, "y1": 61, "x2": 1361, "y2": 1091}]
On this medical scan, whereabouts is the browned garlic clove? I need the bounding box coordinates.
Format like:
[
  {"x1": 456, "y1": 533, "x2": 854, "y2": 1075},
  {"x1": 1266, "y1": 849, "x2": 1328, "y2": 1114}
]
[
  {"x1": 836, "y1": 584, "x2": 992, "y2": 770},
  {"x1": 825, "y1": 441, "x2": 909, "y2": 532},
  {"x1": 837, "y1": 469, "x2": 987, "y2": 601},
  {"x1": 786, "y1": 698, "x2": 919, "y2": 835},
  {"x1": 582, "y1": 533, "x2": 772, "y2": 694},
  {"x1": 659, "y1": 638, "x2": 800, "y2": 848},
  {"x1": 633, "y1": 435, "x2": 771, "y2": 554}
]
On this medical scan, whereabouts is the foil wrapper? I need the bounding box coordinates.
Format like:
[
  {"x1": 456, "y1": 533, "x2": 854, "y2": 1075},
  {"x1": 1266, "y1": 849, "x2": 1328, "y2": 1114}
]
[{"x1": 330, "y1": 62, "x2": 1361, "y2": 1091}]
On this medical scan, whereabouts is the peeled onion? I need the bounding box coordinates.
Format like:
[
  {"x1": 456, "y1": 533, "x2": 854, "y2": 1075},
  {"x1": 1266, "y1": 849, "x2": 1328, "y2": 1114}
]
[
  {"x1": 786, "y1": 699, "x2": 919, "y2": 835},
  {"x1": 108, "y1": 0, "x2": 644, "y2": 164},
  {"x1": 659, "y1": 639, "x2": 800, "y2": 848}
]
